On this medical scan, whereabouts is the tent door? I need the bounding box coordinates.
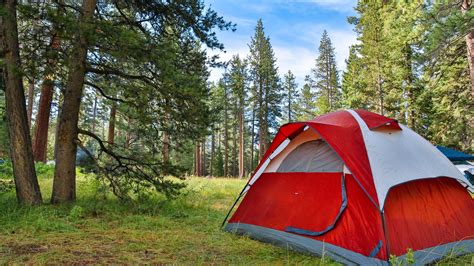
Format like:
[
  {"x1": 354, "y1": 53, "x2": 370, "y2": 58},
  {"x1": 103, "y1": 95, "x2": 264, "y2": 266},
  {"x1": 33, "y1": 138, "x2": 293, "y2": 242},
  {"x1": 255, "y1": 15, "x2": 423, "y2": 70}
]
[{"x1": 285, "y1": 173, "x2": 347, "y2": 236}]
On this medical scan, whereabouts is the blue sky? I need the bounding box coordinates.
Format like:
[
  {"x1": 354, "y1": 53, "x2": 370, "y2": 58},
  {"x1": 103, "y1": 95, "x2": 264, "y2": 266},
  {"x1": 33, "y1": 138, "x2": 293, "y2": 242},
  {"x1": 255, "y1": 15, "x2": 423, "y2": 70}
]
[{"x1": 205, "y1": 0, "x2": 358, "y2": 85}]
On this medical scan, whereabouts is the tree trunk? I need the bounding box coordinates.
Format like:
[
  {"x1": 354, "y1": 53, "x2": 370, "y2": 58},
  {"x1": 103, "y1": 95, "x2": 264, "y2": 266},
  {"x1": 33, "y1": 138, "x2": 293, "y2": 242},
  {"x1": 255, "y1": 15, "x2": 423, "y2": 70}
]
[
  {"x1": 263, "y1": 85, "x2": 270, "y2": 153},
  {"x1": 52, "y1": 0, "x2": 96, "y2": 204},
  {"x1": 32, "y1": 81, "x2": 54, "y2": 162},
  {"x1": 91, "y1": 96, "x2": 97, "y2": 132},
  {"x1": 26, "y1": 80, "x2": 34, "y2": 128},
  {"x1": 201, "y1": 139, "x2": 206, "y2": 176},
  {"x1": 232, "y1": 118, "x2": 237, "y2": 177},
  {"x1": 125, "y1": 118, "x2": 132, "y2": 148},
  {"x1": 258, "y1": 79, "x2": 265, "y2": 161},
  {"x1": 162, "y1": 108, "x2": 170, "y2": 169},
  {"x1": 288, "y1": 90, "x2": 291, "y2": 122},
  {"x1": 462, "y1": 0, "x2": 474, "y2": 100},
  {"x1": 107, "y1": 102, "x2": 116, "y2": 144},
  {"x1": 238, "y1": 110, "x2": 244, "y2": 178},
  {"x1": 250, "y1": 106, "x2": 255, "y2": 170},
  {"x1": 193, "y1": 143, "x2": 197, "y2": 176},
  {"x1": 210, "y1": 129, "x2": 215, "y2": 177},
  {"x1": 194, "y1": 141, "x2": 201, "y2": 176},
  {"x1": 32, "y1": 5, "x2": 62, "y2": 163},
  {"x1": 404, "y1": 44, "x2": 415, "y2": 128},
  {"x1": 162, "y1": 130, "x2": 170, "y2": 163},
  {"x1": 223, "y1": 89, "x2": 229, "y2": 177},
  {"x1": 1, "y1": 0, "x2": 42, "y2": 205}
]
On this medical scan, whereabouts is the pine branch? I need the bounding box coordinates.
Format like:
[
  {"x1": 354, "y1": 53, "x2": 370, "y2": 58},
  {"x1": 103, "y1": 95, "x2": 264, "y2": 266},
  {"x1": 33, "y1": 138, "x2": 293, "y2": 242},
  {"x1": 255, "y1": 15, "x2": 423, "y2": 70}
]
[
  {"x1": 84, "y1": 81, "x2": 135, "y2": 106},
  {"x1": 86, "y1": 66, "x2": 153, "y2": 85}
]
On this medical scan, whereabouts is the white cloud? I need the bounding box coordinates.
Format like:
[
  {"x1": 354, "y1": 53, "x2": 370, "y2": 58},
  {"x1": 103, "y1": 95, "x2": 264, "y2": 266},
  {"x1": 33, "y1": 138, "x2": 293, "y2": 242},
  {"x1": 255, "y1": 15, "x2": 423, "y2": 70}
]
[
  {"x1": 273, "y1": 45, "x2": 314, "y2": 85},
  {"x1": 328, "y1": 29, "x2": 359, "y2": 70},
  {"x1": 275, "y1": 22, "x2": 358, "y2": 71}
]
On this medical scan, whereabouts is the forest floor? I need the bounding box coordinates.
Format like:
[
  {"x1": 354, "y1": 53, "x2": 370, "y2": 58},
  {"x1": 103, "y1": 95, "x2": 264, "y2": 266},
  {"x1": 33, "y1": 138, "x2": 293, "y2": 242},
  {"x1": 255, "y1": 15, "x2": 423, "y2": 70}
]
[{"x1": 0, "y1": 171, "x2": 472, "y2": 264}]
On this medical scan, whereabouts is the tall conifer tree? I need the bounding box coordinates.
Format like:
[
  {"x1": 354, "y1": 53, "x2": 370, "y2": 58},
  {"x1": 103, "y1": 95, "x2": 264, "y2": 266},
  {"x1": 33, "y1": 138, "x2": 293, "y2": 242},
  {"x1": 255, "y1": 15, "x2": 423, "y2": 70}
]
[{"x1": 310, "y1": 30, "x2": 340, "y2": 114}]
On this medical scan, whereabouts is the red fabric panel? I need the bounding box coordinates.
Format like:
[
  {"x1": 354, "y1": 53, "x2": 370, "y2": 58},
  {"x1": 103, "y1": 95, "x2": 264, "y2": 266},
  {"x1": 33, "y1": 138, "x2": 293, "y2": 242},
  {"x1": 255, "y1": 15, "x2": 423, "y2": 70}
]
[
  {"x1": 384, "y1": 178, "x2": 474, "y2": 256},
  {"x1": 247, "y1": 110, "x2": 379, "y2": 207},
  {"x1": 355, "y1": 109, "x2": 401, "y2": 130},
  {"x1": 308, "y1": 111, "x2": 379, "y2": 206},
  {"x1": 230, "y1": 172, "x2": 387, "y2": 259}
]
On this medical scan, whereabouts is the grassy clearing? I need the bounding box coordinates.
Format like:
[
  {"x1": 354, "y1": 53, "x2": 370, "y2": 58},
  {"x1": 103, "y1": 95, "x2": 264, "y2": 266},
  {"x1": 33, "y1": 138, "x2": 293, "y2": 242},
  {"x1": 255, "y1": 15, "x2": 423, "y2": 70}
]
[
  {"x1": 0, "y1": 171, "x2": 472, "y2": 264},
  {"x1": 0, "y1": 173, "x2": 321, "y2": 264}
]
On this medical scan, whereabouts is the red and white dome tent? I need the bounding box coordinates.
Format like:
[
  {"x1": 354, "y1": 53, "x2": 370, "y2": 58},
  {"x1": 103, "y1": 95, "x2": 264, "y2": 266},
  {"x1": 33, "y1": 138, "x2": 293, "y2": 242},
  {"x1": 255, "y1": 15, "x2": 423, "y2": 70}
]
[{"x1": 223, "y1": 110, "x2": 474, "y2": 265}]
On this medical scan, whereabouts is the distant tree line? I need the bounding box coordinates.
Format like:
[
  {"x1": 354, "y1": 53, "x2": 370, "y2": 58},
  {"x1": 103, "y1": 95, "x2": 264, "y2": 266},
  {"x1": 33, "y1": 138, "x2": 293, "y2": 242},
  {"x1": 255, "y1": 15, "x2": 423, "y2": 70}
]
[
  {"x1": 1, "y1": 1, "x2": 472, "y2": 205},
  {"x1": 193, "y1": 1, "x2": 474, "y2": 178}
]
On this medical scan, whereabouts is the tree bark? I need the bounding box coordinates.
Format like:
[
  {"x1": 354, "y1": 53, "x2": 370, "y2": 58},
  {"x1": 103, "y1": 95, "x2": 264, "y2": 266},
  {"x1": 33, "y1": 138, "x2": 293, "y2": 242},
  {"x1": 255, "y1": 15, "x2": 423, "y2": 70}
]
[
  {"x1": 223, "y1": 88, "x2": 229, "y2": 177},
  {"x1": 210, "y1": 129, "x2": 215, "y2": 176},
  {"x1": 258, "y1": 79, "x2": 265, "y2": 161},
  {"x1": 162, "y1": 130, "x2": 169, "y2": 162},
  {"x1": 32, "y1": 4, "x2": 62, "y2": 163},
  {"x1": 125, "y1": 117, "x2": 132, "y2": 148},
  {"x1": 107, "y1": 102, "x2": 116, "y2": 144},
  {"x1": 462, "y1": 0, "x2": 474, "y2": 100},
  {"x1": 32, "y1": 81, "x2": 54, "y2": 162},
  {"x1": 162, "y1": 108, "x2": 170, "y2": 169},
  {"x1": 250, "y1": 106, "x2": 255, "y2": 170},
  {"x1": 404, "y1": 44, "x2": 415, "y2": 128},
  {"x1": 1, "y1": 0, "x2": 42, "y2": 205},
  {"x1": 26, "y1": 80, "x2": 34, "y2": 128},
  {"x1": 194, "y1": 141, "x2": 202, "y2": 176},
  {"x1": 238, "y1": 109, "x2": 244, "y2": 178},
  {"x1": 201, "y1": 139, "x2": 206, "y2": 176},
  {"x1": 263, "y1": 83, "x2": 269, "y2": 153},
  {"x1": 91, "y1": 96, "x2": 97, "y2": 132},
  {"x1": 232, "y1": 117, "x2": 237, "y2": 177},
  {"x1": 52, "y1": 0, "x2": 96, "y2": 204}
]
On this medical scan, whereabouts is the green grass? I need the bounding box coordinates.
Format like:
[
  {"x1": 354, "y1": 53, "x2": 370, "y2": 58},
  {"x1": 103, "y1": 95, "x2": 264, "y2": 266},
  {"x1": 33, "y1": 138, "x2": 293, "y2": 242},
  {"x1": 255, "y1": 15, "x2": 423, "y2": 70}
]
[
  {"x1": 0, "y1": 172, "x2": 472, "y2": 264},
  {"x1": 0, "y1": 173, "x2": 322, "y2": 264}
]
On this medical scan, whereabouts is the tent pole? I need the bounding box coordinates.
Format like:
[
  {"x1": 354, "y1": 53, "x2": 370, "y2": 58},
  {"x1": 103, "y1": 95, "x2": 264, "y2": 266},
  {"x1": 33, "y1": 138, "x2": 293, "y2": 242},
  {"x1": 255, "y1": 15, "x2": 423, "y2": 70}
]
[{"x1": 221, "y1": 184, "x2": 248, "y2": 228}]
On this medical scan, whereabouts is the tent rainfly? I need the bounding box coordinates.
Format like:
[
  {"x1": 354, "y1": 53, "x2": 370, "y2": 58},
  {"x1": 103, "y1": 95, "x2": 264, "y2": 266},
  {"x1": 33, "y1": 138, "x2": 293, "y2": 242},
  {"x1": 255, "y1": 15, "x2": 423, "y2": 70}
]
[
  {"x1": 223, "y1": 110, "x2": 474, "y2": 265},
  {"x1": 436, "y1": 145, "x2": 474, "y2": 162}
]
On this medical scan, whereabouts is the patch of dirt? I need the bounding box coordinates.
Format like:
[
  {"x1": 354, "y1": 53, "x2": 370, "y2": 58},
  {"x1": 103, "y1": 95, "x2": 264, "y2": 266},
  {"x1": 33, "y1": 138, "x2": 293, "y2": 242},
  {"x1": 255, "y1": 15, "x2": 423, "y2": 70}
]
[{"x1": 6, "y1": 242, "x2": 48, "y2": 255}]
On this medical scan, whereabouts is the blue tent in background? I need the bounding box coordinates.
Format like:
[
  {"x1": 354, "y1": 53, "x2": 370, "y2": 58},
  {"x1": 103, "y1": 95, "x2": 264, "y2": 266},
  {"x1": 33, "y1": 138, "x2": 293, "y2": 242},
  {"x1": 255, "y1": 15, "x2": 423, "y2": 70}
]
[{"x1": 436, "y1": 146, "x2": 474, "y2": 162}]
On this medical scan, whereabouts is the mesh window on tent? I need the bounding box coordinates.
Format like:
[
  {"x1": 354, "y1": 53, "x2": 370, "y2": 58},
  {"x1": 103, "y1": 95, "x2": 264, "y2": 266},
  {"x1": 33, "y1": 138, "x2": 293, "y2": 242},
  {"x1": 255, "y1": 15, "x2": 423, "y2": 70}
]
[{"x1": 277, "y1": 139, "x2": 343, "y2": 172}]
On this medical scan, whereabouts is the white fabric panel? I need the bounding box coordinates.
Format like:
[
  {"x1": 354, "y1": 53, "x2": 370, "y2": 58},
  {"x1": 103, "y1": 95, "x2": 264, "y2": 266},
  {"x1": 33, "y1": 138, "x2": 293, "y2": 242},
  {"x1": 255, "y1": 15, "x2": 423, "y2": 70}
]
[
  {"x1": 249, "y1": 158, "x2": 270, "y2": 185},
  {"x1": 265, "y1": 129, "x2": 320, "y2": 172},
  {"x1": 348, "y1": 110, "x2": 473, "y2": 209},
  {"x1": 270, "y1": 139, "x2": 291, "y2": 159},
  {"x1": 244, "y1": 138, "x2": 291, "y2": 192},
  {"x1": 277, "y1": 140, "x2": 343, "y2": 172}
]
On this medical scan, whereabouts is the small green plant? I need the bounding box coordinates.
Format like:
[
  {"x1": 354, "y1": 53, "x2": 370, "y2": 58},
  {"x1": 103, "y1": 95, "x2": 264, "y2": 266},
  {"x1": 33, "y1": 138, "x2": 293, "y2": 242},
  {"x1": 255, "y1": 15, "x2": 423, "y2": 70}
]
[
  {"x1": 389, "y1": 248, "x2": 416, "y2": 266},
  {"x1": 69, "y1": 205, "x2": 85, "y2": 221},
  {"x1": 389, "y1": 254, "x2": 400, "y2": 266},
  {"x1": 405, "y1": 248, "x2": 415, "y2": 265}
]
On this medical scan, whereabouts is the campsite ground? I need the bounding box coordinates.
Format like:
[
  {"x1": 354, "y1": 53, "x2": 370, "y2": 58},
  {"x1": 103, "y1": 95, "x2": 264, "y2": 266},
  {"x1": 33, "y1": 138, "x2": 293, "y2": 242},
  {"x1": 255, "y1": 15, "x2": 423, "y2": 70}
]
[{"x1": 0, "y1": 171, "x2": 472, "y2": 264}]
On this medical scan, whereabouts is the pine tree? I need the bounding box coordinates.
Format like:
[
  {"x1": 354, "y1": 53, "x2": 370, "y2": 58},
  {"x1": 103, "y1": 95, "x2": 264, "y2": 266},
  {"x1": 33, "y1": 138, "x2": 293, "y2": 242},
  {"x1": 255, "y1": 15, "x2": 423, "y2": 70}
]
[
  {"x1": 342, "y1": 45, "x2": 367, "y2": 109},
  {"x1": 295, "y1": 77, "x2": 317, "y2": 121},
  {"x1": 310, "y1": 30, "x2": 341, "y2": 114},
  {"x1": 227, "y1": 55, "x2": 247, "y2": 177},
  {"x1": 248, "y1": 19, "x2": 281, "y2": 161},
  {"x1": 282, "y1": 70, "x2": 298, "y2": 123},
  {"x1": 353, "y1": 1, "x2": 386, "y2": 115}
]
